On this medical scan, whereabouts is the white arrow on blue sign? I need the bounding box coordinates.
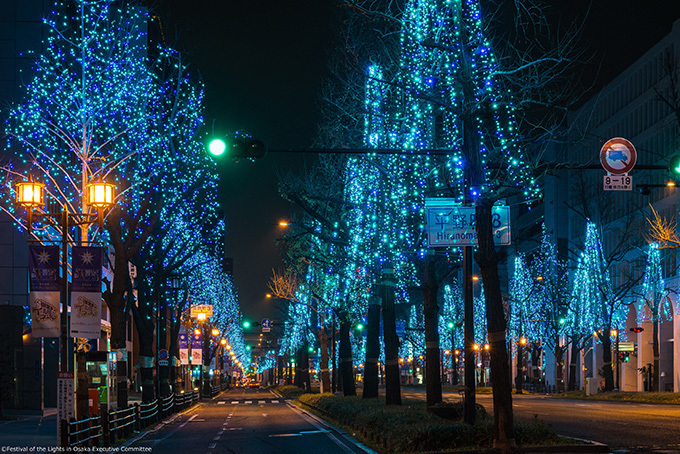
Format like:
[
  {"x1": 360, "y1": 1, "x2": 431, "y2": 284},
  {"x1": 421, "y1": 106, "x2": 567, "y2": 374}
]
[{"x1": 261, "y1": 318, "x2": 271, "y2": 332}]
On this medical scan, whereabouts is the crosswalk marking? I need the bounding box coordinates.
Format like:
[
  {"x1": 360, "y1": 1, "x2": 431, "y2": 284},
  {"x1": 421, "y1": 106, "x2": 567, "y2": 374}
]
[{"x1": 221, "y1": 399, "x2": 286, "y2": 405}]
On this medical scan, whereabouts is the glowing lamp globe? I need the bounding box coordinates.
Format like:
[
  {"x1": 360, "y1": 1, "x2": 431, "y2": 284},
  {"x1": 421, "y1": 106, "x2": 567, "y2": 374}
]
[
  {"x1": 208, "y1": 139, "x2": 227, "y2": 157},
  {"x1": 87, "y1": 181, "x2": 115, "y2": 208},
  {"x1": 16, "y1": 178, "x2": 44, "y2": 208}
]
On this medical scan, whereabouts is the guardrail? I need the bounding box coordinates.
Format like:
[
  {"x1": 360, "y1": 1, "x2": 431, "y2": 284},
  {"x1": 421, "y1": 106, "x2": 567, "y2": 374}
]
[
  {"x1": 60, "y1": 390, "x2": 200, "y2": 448},
  {"x1": 522, "y1": 383, "x2": 564, "y2": 394}
]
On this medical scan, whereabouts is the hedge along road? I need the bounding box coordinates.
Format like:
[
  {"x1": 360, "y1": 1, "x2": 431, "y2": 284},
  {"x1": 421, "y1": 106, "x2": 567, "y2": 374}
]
[{"x1": 400, "y1": 386, "x2": 680, "y2": 452}]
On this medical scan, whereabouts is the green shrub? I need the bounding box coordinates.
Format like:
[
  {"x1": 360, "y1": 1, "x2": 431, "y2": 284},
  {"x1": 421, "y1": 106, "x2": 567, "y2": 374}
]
[
  {"x1": 275, "y1": 385, "x2": 309, "y2": 398},
  {"x1": 297, "y1": 394, "x2": 560, "y2": 452}
]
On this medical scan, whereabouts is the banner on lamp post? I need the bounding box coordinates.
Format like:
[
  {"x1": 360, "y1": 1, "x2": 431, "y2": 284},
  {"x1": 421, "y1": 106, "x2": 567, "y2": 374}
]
[
  {"x1": 191, "y1": 332, "x2": 203, "y2": 365},
  {"x1": 28, "y1": 245, "x2": 61, "y2": 338},
  {"x1": 69, "y1": 246, "x2": 102, "y2": 338},
  {"x1": 179, "y1": 328, "x2": 189, "y2": 365}
]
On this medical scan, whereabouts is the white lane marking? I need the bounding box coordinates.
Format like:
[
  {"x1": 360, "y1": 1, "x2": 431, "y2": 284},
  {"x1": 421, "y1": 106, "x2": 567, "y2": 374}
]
[
  {"x1": 245, "y1": 400, "x2": 252, "y2": 404},
  {"x1": 272, "y1": 400, "x2": 280, "y2": 403},
  {"x1": 217, "y1": 401, "x2": 226, "y2": 405},
  {"x1": 259, "y1": 400, "x2": 266, "y2": 404},
  {"x1": 231, "y1": 401, "x2": 239, "y2": 404},
  {"x1": 148, "y1": 414, "x2": 197, "y2": 448},
  {"x1": 290, "y1": 404, "x2": 356, "y2": 454},
  {"x1": 208, "y1": 443, "x2": 216, "y2": 449},
  {"x1": 213, "y1": 436, "x2": 220, "y2": 441}
]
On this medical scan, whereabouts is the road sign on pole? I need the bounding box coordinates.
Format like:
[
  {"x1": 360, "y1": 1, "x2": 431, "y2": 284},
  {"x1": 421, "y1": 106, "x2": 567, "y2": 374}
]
[
  {"x1": 600, "y1": 137, "x2": 637, "y2": 175},
  {"x1": 425, "y1": 199, "x2": 510, "y2": 247},
  {"x1": 603, "y1": 174, "x2": 633, "y2": 191},
  {"x1": 261, "y1": 318, "x2": 271, "y2": 333}
]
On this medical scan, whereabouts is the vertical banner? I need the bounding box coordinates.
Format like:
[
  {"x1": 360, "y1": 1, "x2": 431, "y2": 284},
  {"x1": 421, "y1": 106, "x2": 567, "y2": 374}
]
[
  {"x1": 70, "y1": 246, "x2": 102, "y2": 338},
  {"x1": 191, "y1": 332, "x2": 203, "y2": 365},
  {"x1": 28, "y1": 245, "x2": 61, "y2": 338},
  {"x1": 179, "y1": 328, "x2": 189, "y2": 365}
]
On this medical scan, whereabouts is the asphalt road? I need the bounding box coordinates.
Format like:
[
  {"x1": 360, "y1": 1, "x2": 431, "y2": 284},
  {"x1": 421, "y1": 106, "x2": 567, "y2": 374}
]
[
  {"x1": 127, "y1": 387, "x2": 371, "y2": 454},
  {"x1": 401, "y1": 387, "x2": 680, "y2": 453}
]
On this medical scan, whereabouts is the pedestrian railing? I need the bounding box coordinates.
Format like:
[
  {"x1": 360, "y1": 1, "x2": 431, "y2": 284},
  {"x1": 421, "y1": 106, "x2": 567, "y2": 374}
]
[
  {"x1": 61, "y1": 391, "x2": 201, "y2": 448},
  {"x1": 61, "y1": 414, "x2": 103, "y2": 448},
  {"x1": 522, "y1": 383, "x2": 564, "y2": 394}
]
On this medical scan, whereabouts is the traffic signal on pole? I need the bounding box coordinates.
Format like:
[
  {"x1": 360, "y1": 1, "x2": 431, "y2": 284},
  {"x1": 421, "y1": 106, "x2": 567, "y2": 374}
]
[
  {"x1": 669, "y1": 155, "x2": 680, "y2": 175},
  {"x1": 206, "y1": 132, "x2": 267, "y2": 160}
]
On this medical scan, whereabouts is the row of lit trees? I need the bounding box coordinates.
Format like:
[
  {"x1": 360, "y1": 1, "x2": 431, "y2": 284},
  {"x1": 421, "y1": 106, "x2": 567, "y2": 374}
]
[
  {"x1": 1, "y1": 1, "x2": 244, "y2": 411},
  {"x1": 275, "y1": 0, "x2": 584, "y2": 448}
]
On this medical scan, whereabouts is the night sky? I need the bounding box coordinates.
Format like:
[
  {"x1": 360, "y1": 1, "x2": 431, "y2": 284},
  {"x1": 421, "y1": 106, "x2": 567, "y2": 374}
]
[{"x1": 156, "y1": 1, "x2": 680, "y2": 323}]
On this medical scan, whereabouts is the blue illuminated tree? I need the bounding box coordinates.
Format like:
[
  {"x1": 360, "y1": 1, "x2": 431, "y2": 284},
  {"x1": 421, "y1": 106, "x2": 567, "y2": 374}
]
[
  {"x1": 508, "y1": 254, "x2": 540, "y2": 393},
  {"x1": 638, "y1": 243, "x2": 672, "y2": 392},
  {"x1": 2, "y1": 1, "x2": 220, "y2": 407},
  {"x1": 530, "y1": 229, "x2": 569, "y2": 389}
]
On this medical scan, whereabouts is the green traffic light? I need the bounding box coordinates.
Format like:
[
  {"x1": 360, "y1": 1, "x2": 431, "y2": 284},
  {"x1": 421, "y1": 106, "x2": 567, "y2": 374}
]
[
  {"x1": 246, "y1": 345, "x2": 251, "y2": 351},
  {"x1": 208, "y1": 138, "x2": 226, "y2": 157},
  {"x1": 447, "y1": 322, "x2": 454, "y2": 329},
  {"x1": 356, "y1": 323, "x2": 364, "y2": 330},
  {"x1": 243, "y1": 321, "x2": 251, "y2": 329},
  {"x1": 669, "y1": 154, "x2": 680, "y2": 175},
  {"x1": 308, "y1": 346, "x2": 314, "y2": 352}
]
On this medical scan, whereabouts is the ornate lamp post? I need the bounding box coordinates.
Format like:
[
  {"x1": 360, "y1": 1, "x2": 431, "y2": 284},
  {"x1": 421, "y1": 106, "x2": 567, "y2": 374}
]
[
  {"x1": 16, "y1": 177, "x2": 115, "y2": 374},
  {"x1": 16, "y1": 176, "x2": 115, "y2": 432}
]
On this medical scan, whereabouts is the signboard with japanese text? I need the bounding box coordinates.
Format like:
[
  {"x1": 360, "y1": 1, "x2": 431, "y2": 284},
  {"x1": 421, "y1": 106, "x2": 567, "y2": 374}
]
[
  {"x1": 603, "y1": 174, "x2": 633, "y2": 191},
  {"x1": 425, "y1": 199, "x2": 510, "y2": 247},
  {"x1": 190, "y1": 304, "x2": 213, "y2": 318},
  {"x1": 57, "y1": 371, "x2": 74, "y2": 444}
]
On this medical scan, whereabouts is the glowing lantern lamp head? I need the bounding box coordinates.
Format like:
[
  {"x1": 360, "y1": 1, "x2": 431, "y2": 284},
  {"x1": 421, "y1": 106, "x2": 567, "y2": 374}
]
[
  {"x1": 87, "y1": 180, "x2": 115, "y2": 209},
  {"x1": 16, "y1": 178, "x2": 44, "y2": 208}
]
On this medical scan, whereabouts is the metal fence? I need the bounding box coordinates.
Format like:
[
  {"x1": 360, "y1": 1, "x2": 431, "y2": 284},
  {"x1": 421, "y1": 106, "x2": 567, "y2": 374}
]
[{"x1": 60, "y1": 390, "x2": 200, "y2": 448}]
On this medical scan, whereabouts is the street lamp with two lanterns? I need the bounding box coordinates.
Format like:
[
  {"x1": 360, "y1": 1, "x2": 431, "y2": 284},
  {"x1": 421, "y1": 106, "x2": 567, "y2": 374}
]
[{"x1": 15, "y1": 176, "x2": 115, "y2": 375}]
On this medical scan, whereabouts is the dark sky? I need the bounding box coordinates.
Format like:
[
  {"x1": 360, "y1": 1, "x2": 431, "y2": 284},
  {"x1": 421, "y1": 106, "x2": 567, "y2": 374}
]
[
  {"x1": 159, "y1": 1, "x2": 333, "y2": 324},
  {"x1": 157, "y1": 1, "x2": 680, "y2": 324}
]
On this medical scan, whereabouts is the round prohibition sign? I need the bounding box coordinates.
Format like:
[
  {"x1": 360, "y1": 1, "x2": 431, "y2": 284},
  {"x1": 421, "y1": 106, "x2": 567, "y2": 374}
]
[{"x1": 600, "y1": 137, "x2": 637, "y2": 175}]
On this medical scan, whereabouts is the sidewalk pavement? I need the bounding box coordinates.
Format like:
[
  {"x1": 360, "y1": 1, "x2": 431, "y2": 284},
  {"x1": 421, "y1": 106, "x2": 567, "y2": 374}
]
[
  {"x1": 0, "y1": 410, "x2": 59, "y2": 448},
  {"x1": 0, "y1": 391, "x2": 145, "y2": 449}
]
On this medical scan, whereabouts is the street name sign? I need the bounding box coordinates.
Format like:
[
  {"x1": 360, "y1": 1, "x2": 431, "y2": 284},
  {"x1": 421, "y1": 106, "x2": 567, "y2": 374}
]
[
  {"x1": 190, "y1": 304, "x2": 213, "y2": 318},
  {"x1": 425, "y1": 199, "x2": 510, "y2": 247}
]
